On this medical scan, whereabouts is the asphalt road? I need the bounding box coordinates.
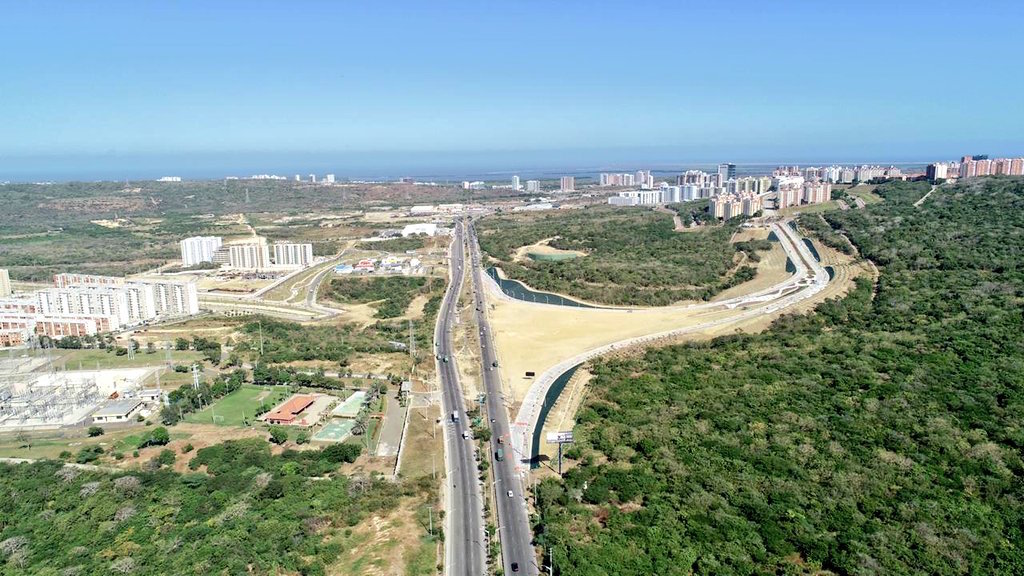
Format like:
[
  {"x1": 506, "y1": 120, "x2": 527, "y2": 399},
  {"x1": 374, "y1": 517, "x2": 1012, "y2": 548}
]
[
  {"x1": 466, "y1": 221, "x2": 537, "y2": 576},
  {"x1": 435, "y1": 221, "x2": 486, "y2": 576}
]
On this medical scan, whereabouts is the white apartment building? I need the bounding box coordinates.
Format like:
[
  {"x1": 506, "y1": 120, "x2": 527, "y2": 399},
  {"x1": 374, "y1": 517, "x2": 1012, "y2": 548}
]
[
  {"x1": 0, "y1": 269, "x2": 10, "y2": 298},
  {"x1": 272, "y1": 243, "x2": 314, "y2": 268},
  {"x1": 661, "y1": 185, "x2": 682, "y2": 204},
  {"x1": 608, "y1": 189, "x2": 661, "y2": 206},
  {"x1": 607, "y1": 195, "x2": 639, "y2": 207},
  {"x1": 525, "y1": 180, "x2": 541, "y2": 193},
  {"x1": 180, "y1": 236, "x2": 223, "y2": 268},
  {"x1": 325, "y1": 174, "x2": 336, "y2": 183},
  {"x1": 560, "y1": 176, "x2": 575, "y2": 192},
  {"x1": 512, "y1": 175, "x2": 521, "y2": 191},
  {"x1": 35, "y1": 277, "x2": 200, "y2": 329},
  {"x1": 228, "y1": 243, "x2": 271, "y2": 270}
]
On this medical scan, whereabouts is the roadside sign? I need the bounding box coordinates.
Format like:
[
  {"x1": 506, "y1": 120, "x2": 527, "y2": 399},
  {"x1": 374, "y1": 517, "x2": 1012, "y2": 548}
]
[{"x1": 546, "y1": 431, "x2": 574, "y2": 444}]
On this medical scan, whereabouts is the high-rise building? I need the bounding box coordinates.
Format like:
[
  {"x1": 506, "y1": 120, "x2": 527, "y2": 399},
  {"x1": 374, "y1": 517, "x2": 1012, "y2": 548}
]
[
  {"x1": 512, "y1": 175, "x2": 521, "y2": 191},
  {"x1": 526, "y1": 180, "x2": 541, "y2": 193},
  {"x1": 272, "y1": 243, "x2": 314, "y2": 268},
  {"x1": 228, "y1": 242, "x2": 271, "y2": 270},
  {"x1": 560, "y1": 176, "x2": 575, "y2": 192},
  {"x1": 180, "y1": 236, "x2": 224, "y2": 268},
  {"x1": 802, "y1": 182, "x2": 832, "y2": 205},
  {"x1": 926, "y1": 163, "x2": 948, "y2": 181},
  {"x1": 309, "y1": 174, "x2": 317, "y2": 183},
  {"x1": 1011, "y1": 158, "x2": 1024, "y2": 176},
  {"x1": 718, "y1": 163, "x2": 737, "y2": 182},
  {"x1": 325, "y1": 174, "x2": 336, "y2": 183},
  {"x1": 0, "y1": 269, "x2": 10, "y2": 298}
]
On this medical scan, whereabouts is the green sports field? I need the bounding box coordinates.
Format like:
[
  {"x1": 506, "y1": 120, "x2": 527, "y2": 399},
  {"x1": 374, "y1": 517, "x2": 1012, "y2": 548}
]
[{"x1": 184, "y1": 384, "x2": 291, "y2": 427}]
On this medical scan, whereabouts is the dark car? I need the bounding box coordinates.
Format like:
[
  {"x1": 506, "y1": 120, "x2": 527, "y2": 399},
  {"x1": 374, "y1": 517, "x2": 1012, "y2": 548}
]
[{"x1": 511, "y1": 562, "x2": 519, "y2": 572}]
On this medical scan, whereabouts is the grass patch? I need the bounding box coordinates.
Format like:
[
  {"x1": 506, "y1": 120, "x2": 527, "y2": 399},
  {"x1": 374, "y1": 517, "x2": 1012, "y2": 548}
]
[
  {"x1": 184, "y1": 384, "x2": 291, "y2": 427},
  {"x1": 321, "y1": 276, "x2": 441, "y2": 318},
  {"x1": 54, "y1": 348, "x2": 204, "y2": 370}
]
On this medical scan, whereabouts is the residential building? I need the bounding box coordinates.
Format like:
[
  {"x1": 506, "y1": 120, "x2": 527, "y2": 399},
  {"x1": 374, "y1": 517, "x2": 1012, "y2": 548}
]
[
  {"x1": 512, "y1": 175, "x2": 521, "y2": 191},
  {"x1": 718, "y1": 163, "x2": 737, "y2": 182},
  {"x1": 180, "y1": 236, "x2": 223, "y2": 268},
  {"x1": 802, "y1": 181, "x2": 832, "y2": 204},
  {"x1": 0, "y1": 269, "x2": 10, "y2": 298},
  {"x1": 525, "y1": 180, "x2": 541, "y2": 193},
  {"x1": 608, "y1": 190, "x2": 661, "y2": 206},
  {"x1": 325, "y1": 174, "x2": 336, "y2": 183},
  {"x1": 607, "y1": 195, "x2": 639, "y2": 207},
  {"x1": 228, "y1": 242, "x2": 271, "y2": 270},
  {"x1": 560, "y1": 176, "x2": 575, "y2": 192},
  {"x1": 926, "y1": 163, "x2": 948, "y2": 180},
  {"x1": 272, "y1": 243, "x2": 314, "y2": 268}
]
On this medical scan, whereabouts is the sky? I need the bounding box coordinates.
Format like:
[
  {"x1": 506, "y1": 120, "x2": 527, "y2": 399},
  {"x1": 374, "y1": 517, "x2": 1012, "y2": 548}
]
[{"x1": 1, "y1": 1, "x2": 1022, "y2": 180}]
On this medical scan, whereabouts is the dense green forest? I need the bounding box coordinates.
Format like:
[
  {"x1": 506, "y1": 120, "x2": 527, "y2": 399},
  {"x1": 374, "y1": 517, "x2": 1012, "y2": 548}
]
[
  {"x1": 536, "y1": 178, "x2": 1024, "y2": 575},
  {"x1": 321, "y1": 276, "x2": 441, "y2": 318},
  {"x1": 477, "y1": 206, "x2": 765, "y2": 306},
  {"x1": 0, "y1": 439, "x2": 434, "y2": 575}
]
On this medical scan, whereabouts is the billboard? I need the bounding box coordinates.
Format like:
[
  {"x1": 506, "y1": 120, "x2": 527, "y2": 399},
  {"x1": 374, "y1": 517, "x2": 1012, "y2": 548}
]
[{"x1": 546, "y1": 431, "x2": 574, "y2": 444}]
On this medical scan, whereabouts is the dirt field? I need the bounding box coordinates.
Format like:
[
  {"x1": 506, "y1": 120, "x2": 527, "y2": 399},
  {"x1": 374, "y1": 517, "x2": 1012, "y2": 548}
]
[
  {"x1": 512, "y1": 237, "x2": 586, "y2": 263},
  {"x1": 713, "y1": 246, "x2": 791, "y2": 301},
  {"x1": 331, "y1": 496, "x2": 438, "y2": 576},
  {"x1": 400, "y1": 405, "x2": 443, "y2": 479}
]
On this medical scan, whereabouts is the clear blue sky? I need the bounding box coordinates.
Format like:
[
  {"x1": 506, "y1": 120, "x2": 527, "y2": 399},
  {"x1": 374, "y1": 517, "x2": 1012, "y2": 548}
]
[{"x1": 1, "y1": 1, "x2": 1022, "y2": 178}]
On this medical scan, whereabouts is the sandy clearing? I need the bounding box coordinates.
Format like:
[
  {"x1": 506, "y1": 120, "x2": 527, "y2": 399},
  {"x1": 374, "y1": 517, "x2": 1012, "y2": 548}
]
[
  {"x1": 512, "y1": 237, "x2": 587, "y2": 263},
  {"x1": 713, "y1": 242, "x2": 791, "y2": 301}
]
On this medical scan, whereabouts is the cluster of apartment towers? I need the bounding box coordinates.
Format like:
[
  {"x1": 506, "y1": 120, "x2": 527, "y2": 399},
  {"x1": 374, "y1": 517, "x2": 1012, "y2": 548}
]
[
  {"x1": 605, "y1": 163, "x2": 844, "y2": 218},
  {"x1": 180, "y1": 236, "x2": 314, "y2": 271},
  {"x1": 0, "y1": 272, "x2": 199, "y2": 347}
]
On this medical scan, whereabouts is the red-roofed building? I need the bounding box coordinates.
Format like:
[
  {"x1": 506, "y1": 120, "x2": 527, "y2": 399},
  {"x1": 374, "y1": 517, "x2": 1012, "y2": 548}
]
[{"x1": 265, "y1": 394, "x2": 316, "y2": 425}]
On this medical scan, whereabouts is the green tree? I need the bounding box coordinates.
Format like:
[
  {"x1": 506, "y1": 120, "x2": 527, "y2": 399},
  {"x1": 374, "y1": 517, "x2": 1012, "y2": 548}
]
[{"x1": 268, "y1": 425, "x2": 289, "y2": 445}]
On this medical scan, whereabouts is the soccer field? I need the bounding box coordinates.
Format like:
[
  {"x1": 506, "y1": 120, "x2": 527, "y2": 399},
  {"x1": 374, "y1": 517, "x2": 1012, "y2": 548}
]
[{"x1": 185, "y1": 385, "x2": 291, "y2": 426}]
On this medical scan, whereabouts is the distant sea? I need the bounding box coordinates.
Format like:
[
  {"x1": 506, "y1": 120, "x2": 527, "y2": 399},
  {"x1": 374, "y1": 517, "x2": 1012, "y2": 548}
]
[{"x1": 0, "y1": 151, "x2": 931, "y2": 184}]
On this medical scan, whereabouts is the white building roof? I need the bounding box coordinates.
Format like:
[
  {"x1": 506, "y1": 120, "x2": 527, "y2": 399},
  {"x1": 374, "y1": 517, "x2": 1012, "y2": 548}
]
[{"x1": 92, "y1": 399, "x2": 143, "y2": 418}]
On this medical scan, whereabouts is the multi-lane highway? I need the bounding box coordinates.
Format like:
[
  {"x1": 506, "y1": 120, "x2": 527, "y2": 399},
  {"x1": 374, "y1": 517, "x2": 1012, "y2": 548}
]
[
  {"x1": 435, "y1": 221, "x2": 486, "y2": 576},
  {"x1": 466, "y1": 221, "x2": 537, "y2": 576}
]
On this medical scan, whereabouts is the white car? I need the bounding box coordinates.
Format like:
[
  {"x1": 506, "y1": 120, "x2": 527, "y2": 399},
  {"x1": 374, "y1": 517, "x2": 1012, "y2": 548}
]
[{"x1": 506, "y1": 490, "x2": 514, "y2": 498}]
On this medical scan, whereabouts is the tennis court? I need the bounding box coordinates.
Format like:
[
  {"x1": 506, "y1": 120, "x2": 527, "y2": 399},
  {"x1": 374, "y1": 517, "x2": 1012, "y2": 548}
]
[
  {"x1": 313, "y1": 419, "x2": 356, "y2": 443},
  {"x1": 331, "y1": 390, "x2": 367, "y2": 418}
]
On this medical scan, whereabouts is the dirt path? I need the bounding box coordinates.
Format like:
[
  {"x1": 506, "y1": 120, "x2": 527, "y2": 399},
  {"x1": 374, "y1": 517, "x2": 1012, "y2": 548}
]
[
  {"x1": 653, "y1": 205, "x2": 686, "y2": 231},
  {"x1": 914, "y1": 184, "x2": 938, "y2": 207}
]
